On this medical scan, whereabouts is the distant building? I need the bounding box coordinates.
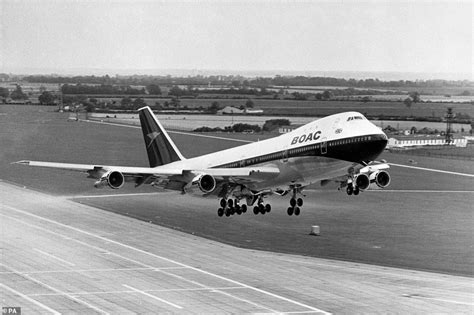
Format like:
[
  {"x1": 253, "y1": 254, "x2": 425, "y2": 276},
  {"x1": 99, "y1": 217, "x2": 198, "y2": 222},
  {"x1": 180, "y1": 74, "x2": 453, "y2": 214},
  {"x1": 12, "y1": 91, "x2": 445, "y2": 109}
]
[
  {"x1": 388, "y1": 135, "x2": 467, "y2": 148},
  {"x1": 278, "y1": 125, "x2": 304, "y2": 133},
  {"x1": 217, "y1": 106, "x2": 263, "y2": 115}
]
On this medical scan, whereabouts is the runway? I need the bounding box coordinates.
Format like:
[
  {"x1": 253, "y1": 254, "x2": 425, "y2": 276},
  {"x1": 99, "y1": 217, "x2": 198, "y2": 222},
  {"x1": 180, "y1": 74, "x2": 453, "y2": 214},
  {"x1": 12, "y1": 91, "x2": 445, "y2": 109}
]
[{"x1": 1, "y1": 182, "x2": 473, "y2": 314}]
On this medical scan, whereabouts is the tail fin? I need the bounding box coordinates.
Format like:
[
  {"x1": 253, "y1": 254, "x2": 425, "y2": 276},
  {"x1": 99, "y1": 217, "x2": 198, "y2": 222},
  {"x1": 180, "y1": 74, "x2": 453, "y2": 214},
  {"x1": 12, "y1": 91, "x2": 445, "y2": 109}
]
[{"x1": 138, "y1": 106, "x2": 185, "y2": 167}]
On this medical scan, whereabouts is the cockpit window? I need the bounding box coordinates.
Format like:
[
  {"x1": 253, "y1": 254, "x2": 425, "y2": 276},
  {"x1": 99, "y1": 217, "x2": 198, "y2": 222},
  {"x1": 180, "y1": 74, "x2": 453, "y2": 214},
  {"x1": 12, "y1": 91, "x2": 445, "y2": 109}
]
[{"x1": 347, "y1": 116, "x2": 364, "y2": 121}]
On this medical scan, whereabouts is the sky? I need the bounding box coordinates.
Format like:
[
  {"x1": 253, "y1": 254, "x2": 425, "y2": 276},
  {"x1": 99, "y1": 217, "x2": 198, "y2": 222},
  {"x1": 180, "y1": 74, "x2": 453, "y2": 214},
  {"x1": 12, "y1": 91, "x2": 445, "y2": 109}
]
[{"x1": 1, "y1": 0, "x2": 472, "y2": 79}]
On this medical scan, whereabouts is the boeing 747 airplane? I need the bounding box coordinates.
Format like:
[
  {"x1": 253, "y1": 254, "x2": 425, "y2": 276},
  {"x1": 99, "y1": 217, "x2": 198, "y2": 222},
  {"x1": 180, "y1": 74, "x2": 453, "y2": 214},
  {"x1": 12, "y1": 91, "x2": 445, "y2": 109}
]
[{"x1": 17, "y1": 106, "x2": 391, "y2": 217}]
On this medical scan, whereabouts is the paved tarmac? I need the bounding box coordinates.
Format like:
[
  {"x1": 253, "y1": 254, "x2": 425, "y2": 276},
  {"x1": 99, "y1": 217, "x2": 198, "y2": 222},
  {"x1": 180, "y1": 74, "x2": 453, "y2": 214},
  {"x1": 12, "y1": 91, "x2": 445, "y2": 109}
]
[{"x1": 1, "y1": 182, "x2": 473, "y2": 314}]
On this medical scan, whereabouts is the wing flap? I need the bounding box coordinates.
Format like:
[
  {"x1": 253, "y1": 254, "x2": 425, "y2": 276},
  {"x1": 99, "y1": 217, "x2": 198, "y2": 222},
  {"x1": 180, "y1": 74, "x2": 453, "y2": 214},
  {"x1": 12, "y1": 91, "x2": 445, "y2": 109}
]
[{"x1": 190, "y1": 166, "x2": 280, "y2": 178}]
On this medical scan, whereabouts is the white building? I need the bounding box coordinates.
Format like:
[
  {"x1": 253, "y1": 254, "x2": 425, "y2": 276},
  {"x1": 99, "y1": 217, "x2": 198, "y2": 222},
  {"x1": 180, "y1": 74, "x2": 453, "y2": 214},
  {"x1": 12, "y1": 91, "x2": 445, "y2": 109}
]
[{"x1": 388, "y1": 135, "x2": 467, "y2": 148}]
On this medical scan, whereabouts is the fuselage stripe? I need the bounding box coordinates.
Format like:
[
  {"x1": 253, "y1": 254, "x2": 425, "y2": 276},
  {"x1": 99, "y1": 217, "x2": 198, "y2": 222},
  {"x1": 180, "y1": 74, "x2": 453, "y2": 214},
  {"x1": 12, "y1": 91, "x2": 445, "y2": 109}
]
[{"x1": 214, "y1": 134, "x2": 387, "y2": 169}]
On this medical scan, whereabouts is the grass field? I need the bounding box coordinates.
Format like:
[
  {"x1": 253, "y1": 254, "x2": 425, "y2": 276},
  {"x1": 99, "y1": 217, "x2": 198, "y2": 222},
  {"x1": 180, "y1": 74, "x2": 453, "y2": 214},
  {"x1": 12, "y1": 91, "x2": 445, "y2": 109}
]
[
  {"x1": 95, "y1": 97, "x2": 474, "y2": 119},
  {"x1": 1, "y1": 105, "x2": 473, "y2": 276}
]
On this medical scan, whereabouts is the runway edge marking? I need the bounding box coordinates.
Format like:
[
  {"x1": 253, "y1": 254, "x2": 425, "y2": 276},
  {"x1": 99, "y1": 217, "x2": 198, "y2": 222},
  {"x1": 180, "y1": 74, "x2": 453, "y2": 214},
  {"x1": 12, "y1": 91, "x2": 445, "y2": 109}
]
[
  {"x1": 1, "y1": 204, "x2": 331, "y2": 315},
  {"x1": 122, "y1": 284, "x2": 183, "y2": 309},
  {"x1": 0, "y1": 283, "x2": 61, "y2": 315},
  {"x1": 389, "y1": 163, "x2": 474, "y2": 177},
  {"x1": 0, "y1": 262, "x2": 110, "y2": 315}
]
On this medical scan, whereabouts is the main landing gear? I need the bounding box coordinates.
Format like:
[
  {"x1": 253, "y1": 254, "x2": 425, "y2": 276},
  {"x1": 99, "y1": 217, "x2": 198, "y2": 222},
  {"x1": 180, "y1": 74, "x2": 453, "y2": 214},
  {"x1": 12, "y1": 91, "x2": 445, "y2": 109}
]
[
  {"x1": 216, "y1": 189, "x2": 305, "y2": 217},
  {"x1": 287, "y1": 197, "x2": 303, "y2": 216},
  {"x1": 287, "y1": 187, "x2": 304, "y2": 216},
  {"x1": 252, "y1": 197, "x2": 271, "y2": 215},
  {"x1": 217, "y1": 198, "x2": 247, "y2": 217}
]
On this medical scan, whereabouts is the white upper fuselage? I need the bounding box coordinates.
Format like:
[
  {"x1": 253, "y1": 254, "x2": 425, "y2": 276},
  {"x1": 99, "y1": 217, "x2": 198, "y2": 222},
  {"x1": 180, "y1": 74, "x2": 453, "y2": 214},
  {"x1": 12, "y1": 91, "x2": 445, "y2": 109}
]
[{"x1": 154, "y1": 112, "x2": 388, "y2": 192}]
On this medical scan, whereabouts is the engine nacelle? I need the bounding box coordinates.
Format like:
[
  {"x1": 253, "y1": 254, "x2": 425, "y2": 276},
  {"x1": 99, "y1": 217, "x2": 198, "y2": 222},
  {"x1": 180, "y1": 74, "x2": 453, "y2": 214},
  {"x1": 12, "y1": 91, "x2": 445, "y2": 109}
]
[
  {"x1": 354, "y1": 173, "x2": 370, "y2": 190},
  {"x1": 192, "y1": 174, "x2": 216, "y2": 193},
  {"x1": 372, "y1": 170, "x2": 391, "y2": 188},
  {"x1": 94, "y1": 170, "x2": 125, "y2": 189}
]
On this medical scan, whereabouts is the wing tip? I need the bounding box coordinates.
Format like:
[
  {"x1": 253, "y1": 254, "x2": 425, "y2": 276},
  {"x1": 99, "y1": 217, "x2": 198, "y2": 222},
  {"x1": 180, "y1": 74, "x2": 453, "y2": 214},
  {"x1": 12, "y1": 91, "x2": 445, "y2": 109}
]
[{"x1": 13, "y1": 160, "x2": 31, "y2": 166}]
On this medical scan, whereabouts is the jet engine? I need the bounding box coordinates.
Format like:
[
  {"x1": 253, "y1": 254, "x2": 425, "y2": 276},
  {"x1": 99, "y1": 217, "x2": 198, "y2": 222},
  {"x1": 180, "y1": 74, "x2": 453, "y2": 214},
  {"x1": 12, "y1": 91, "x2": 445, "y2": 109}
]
[
  {"x1": 192, "y1": 174, "x2": 216, "y2": 193},
  {"x1": 354, "y1": 173, "x2": 370, "y2": 190},
  {"x1": 371, "y1": 170, "x2": 391, "y2": 188},
  {"x1": 94, "y1": 170, "x2": 125, "y2": 189}
]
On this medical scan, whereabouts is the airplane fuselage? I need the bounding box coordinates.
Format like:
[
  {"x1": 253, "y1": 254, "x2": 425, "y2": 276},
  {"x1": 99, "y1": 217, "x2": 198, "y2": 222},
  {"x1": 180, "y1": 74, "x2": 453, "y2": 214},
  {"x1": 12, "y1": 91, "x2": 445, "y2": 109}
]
[{"x1": 157, "y1": 112, "x2": 388, "y2": 192}]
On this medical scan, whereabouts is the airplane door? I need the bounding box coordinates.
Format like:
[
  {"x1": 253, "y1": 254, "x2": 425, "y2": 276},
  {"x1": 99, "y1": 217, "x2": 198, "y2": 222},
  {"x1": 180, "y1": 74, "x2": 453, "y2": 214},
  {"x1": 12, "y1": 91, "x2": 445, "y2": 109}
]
[
  {"x1": 321, "y1": 137, "x2": 327, "y2": 155},
  {"x1": 282, "y1": 149, "x2": 289, "y2": 162}
]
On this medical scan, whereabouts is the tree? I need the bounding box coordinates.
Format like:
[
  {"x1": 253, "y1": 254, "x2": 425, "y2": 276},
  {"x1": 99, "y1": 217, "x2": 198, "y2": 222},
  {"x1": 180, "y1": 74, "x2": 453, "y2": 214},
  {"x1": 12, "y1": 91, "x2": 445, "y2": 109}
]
[
  {"x1": 170, "y1": 97, "x2": 180, "y2": 109},
  {"x1": 409, "y1": 91, "x2": 421, "y2": 103},
  {"x1": 10, "y1": 85, "x2": 28, "y2": 100},
  {"x1": 147, "y1": 84, "x2": 162, "y2": 95},
  {"x1": 84, "y1": 102, "x2": 95, "y2": 112},
  {"x1": 38, "y1": 91, "x2": 56, "y2": 104},
  {"x1": 245, "y1": 99, "x2": 254, "y2": 108},
  {"x1": 0, "y1": 87, "x2": 9, "y2": 98},
  {"x1": 322, "y1": 90, "x2": 332, "y2": 100},
  {"x1": 168, "y1": 85, "x2": 184, "y2": 97},
  {"x1": 404, "y1": 97, "x2": 413, "y2": 109},
  {"x1": 132, "y1": 98, "x2": 146, "y2": 109},
  {"x1": 209, "y1": 101, "x2": 221, "y2": 113},
  {"x1": 121, "y1": 97, "x2": 132, "y2": 108}
]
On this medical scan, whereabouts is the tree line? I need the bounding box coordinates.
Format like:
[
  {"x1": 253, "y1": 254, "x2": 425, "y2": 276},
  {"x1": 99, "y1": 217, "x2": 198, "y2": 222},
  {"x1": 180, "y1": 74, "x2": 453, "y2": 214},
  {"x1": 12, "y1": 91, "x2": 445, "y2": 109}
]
[{"x1": 20, "y1": 74, "x2": 473, "y2": 89}]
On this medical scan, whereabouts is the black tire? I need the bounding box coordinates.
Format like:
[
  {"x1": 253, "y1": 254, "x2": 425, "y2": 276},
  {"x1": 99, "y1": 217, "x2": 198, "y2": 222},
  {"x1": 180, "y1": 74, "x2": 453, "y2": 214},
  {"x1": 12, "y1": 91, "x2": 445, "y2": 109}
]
[
  {"x1": 228, "y1": 199, "x2": 234, "y2": 207},
  {"x1": 346, "y1": 185, "x2": 353, "y2": 195},
  {"x1": 241, "y1": 204, "x2": 247, "y2": 213},
  {"x1": 297, "y1": 198, "x2": 303, "y2": 207},
  {"x1": 265, "y1": 204, "x2": 271, "y2": 213},
  {"x1": 220, "y1": 199, "x2": 226, "y2": 208},
  {"x1": 258, "y1": 203, "x2": 265, "y2": 214},
  {"x1": 217, "y1": 208, "x2": 224, "y2": 217},
  {"x1": 253, "y1": 206, "x2": 259, "y2": 215},
  {"x1": 236, "y1": 208, "x2": 242, "y2": 215},
  {"x1": 354, "y1": 187, "x2": 360, "y2": 195},
  {"x1": 294, "y1": 207, "x2": 300, "y2": 216},
  {"x1": 287, "y1": 207, "x2": 294, "y2": 216},
  {"x1": 290, "y1": 198, "x2": 296, "y2": 207},
  {"x1": 225, "y1": 209, "x2": 231, "y2": 217}
]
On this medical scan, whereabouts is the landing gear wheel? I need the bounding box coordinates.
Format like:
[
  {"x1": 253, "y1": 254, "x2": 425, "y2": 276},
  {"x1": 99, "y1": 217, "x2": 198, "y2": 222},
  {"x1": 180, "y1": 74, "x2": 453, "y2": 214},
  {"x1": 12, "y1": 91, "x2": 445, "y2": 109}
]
[
  {"x1": 225, "y1": 209, "x2": 231, "y2": 217},
  {"x1": 253, "y1": 206, "x2": 259, "y2": 215},
  {"x1": 265, "y1": 204, "x2": 271, "y2": 213},
  {"x1": 220, "y1": 199, "x2": 226, "y2": 208},
  {"x1": 294, "y1": 207, "x2": 300, "y2": 216},
  {"x1": 236, "y1": 208, "x2": 242, "y2": 215},
  {"x1": 290, "y1": 198, "x2": 297, "y2": 207},
  {"x1": 287, "y1": 207, "x2": 294, "y2": 216},
  {"x1": 258, "y1": 203, "x2": 265, "y2": 214},
  {"x1": 297, "y1": 198, "x2": 303, "y2": 207},
  {"x1": 346, "y1": 185, "x2": 353, "y2": 195},
  {"x1": 241, "y1": 204, "x2": 247, "y2": 213},
  {"x1": 217, "y1": 208, "x2": 224, "y2": 217},
  {"x1": 353, "y1": 187, "x2": 360, "y2": 195},
  {"x1": 227, "y1": 199, "x2": 234, "y2": 208}
]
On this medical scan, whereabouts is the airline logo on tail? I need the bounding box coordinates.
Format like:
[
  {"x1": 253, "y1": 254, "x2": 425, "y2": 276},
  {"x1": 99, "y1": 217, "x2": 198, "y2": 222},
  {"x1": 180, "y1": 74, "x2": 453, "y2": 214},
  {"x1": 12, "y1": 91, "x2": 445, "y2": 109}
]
[
  {"x1": 138, "y1": 107, "x2": 185, "y2": 167},
  {"x1": 146, "y1": 131, "x2": 162, "y2": 148}
]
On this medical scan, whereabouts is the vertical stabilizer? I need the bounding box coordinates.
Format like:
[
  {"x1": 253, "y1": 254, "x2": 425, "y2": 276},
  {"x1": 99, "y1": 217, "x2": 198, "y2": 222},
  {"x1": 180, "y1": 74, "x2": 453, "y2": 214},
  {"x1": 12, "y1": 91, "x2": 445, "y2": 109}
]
[{"x1": 138, "y1": 106, "x2": 185, "y2": 167}]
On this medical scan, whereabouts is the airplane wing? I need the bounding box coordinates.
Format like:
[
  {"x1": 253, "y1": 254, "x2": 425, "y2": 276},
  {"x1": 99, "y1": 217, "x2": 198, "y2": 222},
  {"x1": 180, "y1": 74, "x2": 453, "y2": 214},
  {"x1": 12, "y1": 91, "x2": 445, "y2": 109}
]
[{"x1": 14, "y1": 160, "x2": 279, "y2": 189}]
